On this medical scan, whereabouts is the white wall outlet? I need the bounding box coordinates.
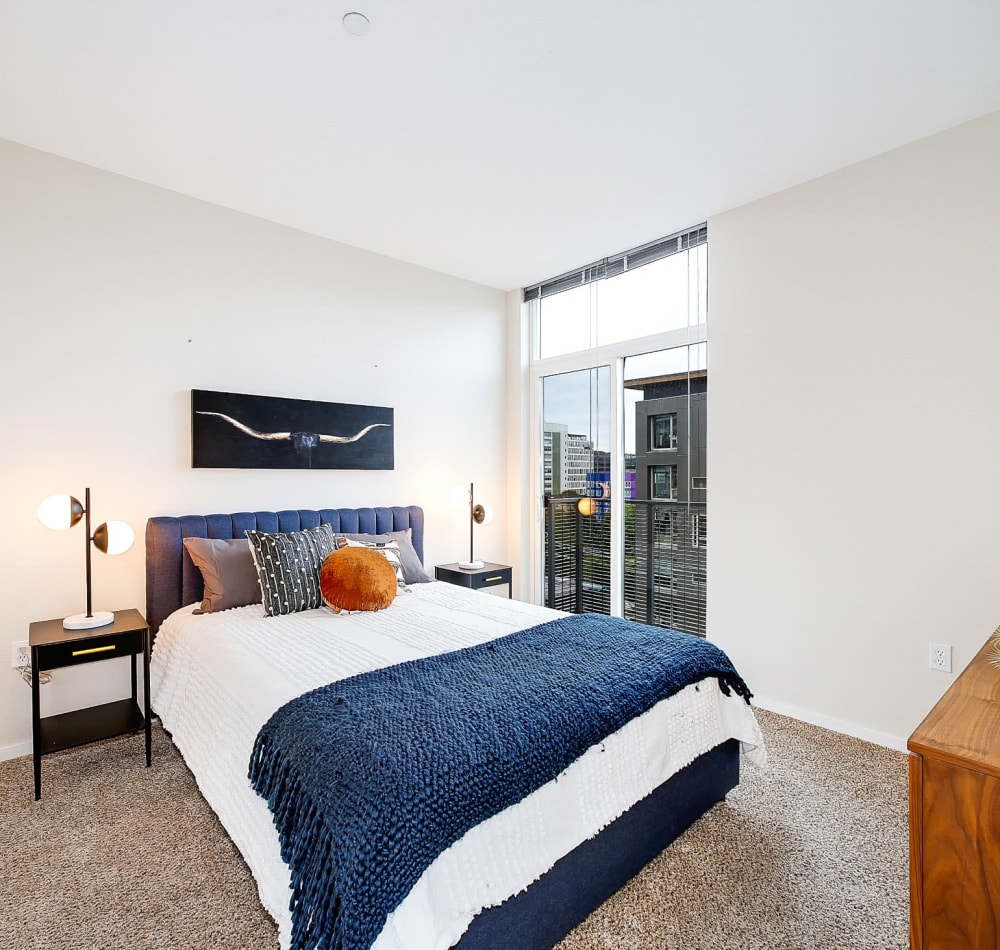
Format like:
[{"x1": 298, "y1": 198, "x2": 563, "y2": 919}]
[
  {"x1": 11, "y1": 640, "x2": 29, "y2": 669},
  {"x1": 929, "y1": 642, "x2": 952, "y2": 673}
]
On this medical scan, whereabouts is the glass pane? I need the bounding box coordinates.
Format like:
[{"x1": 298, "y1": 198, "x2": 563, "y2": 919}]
[
  {"x1": 595, "y1": 252, "x2": 691, "y2": 347},
  {"x1": 649, "y1": 465, "x2": 678, "y2": 499},
  {"x1": 649, "y1": 413, "x2": 678, "y2": 450},
  {"x1": 542, "y1": 367, "x2": 611, "y2": 615},
  {"x1": 690, "y1": 243, "x2": 708, "y2": 327},
  {"x1": 537, "y1": 241, "x2": 706, "y2": 356},
  {"x1": 623, "y1": 344, "x2": 707, "y2": 636},
  {"x1": 538, "y1": 284, "x2": 591, "y2": 359}
]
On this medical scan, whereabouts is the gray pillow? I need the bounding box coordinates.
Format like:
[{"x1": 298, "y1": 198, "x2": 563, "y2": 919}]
[
  {"x1": 337, "y1": 529, "x2": 432, "y2": 584},
  {"x1": 245, "y1": 524, "x2": 339, "y2": 616},
  {"x1": 183, "y1": 537, "x2": 262, "y2": 613}
]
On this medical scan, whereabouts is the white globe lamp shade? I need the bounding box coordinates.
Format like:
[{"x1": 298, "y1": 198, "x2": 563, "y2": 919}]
[
  {"x1": 102, "y1": 520, "x2": 135, "y2": 556},
  {"x1": 37, "y1": 494, "x2": 84, "y2": 530},
  {"x1": 93, "y1": 520, "x2": 135, "y2": 556}
]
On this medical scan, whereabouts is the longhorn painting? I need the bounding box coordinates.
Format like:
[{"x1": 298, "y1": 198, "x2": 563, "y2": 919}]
[{"x1": 191, "y1": 389, "x2": 394, "y2": 470}]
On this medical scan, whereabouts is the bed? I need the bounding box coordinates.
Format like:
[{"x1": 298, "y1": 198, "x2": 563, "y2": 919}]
[{"x1": 146, "y1": 505, "x2": 764, "y2": 950}]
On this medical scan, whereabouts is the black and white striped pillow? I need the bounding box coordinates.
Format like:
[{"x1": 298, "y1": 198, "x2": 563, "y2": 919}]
[
  {"x1": 336, "y1": 536, "x2": 407, "y2": 589},
  {"x1": 246, "y1": 524, "x2": 338, "y2": 616}
]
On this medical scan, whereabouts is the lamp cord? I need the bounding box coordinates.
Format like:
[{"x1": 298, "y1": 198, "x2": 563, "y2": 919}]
[{"x1": 16, "y1": 665, "x2": 52, "y2": 686}]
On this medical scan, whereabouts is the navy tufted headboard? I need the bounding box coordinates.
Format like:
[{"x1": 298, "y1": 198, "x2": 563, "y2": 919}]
[{"x1": 145, "y1": 505, "x2": 425, "y2": 638}]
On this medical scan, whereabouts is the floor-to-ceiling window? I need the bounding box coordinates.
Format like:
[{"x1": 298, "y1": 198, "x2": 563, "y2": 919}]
[{"x1": 525, "y1": 225, "x2": 708, "y2": 635}]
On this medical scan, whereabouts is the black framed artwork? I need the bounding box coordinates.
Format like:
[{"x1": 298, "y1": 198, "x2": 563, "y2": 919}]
[{"x1": 191, "y1": 389, "x2": 394, "y2": 470}]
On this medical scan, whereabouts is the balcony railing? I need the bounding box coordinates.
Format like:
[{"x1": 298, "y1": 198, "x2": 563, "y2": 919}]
[{"x1": 544, "y1": 496, "x2": 707, "y2": 637}]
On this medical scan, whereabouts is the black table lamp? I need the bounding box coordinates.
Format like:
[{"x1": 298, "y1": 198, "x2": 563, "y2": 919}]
[
  {"x1": 456, "y1": 481, "x2": 493, "y2": 570},
  {"x1": 37, "y1": 487, "x2": 134, "y2": 629}
]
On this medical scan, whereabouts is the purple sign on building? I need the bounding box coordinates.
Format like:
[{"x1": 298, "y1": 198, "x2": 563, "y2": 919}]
[{"x1": 584, "y1": 471, "x2": 637, "y2": 502}]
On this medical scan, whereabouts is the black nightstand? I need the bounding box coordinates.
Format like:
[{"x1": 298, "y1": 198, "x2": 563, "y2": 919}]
[
  {"x1": 29, "y1": 608, "x2": 151, "y2": 800},
  {"x1": 435, "y1": 562, "x2": 513, "y2": 598}
]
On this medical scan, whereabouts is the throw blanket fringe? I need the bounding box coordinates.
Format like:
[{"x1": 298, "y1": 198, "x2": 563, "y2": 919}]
[{"x1": 249, "y1": 613, "x2": 752, "y2": 950}]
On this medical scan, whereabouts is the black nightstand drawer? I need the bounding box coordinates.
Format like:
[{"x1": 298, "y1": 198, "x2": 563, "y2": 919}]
[
  {"x1": 435, "y1": 562, "x2": 513, "y2": 598},
  {"x1": 36, "y1": 628, "x2": 143, "y2": 670},
  {"x1": 472, "y1": 569, "x2": 511, "y2": 590}
]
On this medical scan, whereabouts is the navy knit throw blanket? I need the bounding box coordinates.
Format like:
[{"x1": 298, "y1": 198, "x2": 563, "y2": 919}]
[{"x1": 249, "y1": 613, "x2": 752, "y2": 950}]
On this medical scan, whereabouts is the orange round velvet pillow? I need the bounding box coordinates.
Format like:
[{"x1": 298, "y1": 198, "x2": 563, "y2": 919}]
[{"x1": 319, "y1": 547, "x2": 397, "y2": 613}]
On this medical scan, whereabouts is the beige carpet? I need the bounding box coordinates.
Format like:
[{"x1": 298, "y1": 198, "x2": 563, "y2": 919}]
[{"x1": 0, "y1": 708, "x2": 908, "y2": 949}]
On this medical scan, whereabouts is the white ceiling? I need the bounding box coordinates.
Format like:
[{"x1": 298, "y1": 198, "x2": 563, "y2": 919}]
[{"x1": 2, "y1": 1, "x2": 999, "y2": 291}]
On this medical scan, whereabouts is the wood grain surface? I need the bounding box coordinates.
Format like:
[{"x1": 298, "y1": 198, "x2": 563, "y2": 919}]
[{"x1": 909, "y1": 638, "x2": 1000, "y2": 949}]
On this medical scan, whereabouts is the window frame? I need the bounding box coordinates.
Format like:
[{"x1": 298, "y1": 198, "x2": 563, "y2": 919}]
[
  {"x1": 523, "y1": 224, "x2": 708, "y2": 614},
  {"x1": 526, "y1": 320, "x2": 708, "y2": 609},
  {"x1": 649, "y1": 412, "x2": 679, "y2": 451},
  {"x1": 649, "y1": 464, "x2": 679, "y2": 500}
]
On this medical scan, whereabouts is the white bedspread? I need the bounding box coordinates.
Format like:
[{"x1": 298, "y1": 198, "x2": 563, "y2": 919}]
[{"x1": 150, "y1": 582, "x2": 764, "y2": 950}]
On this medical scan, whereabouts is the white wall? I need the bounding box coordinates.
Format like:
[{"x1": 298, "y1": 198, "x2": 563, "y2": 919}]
[
  {"x1": 709, "y1": 111, "x2": 1000, "y2": 747},
  {"x1": 504, "y1": 288, "x2": 533, "y2": 600},
  {"x1": 0, "y1": 140, "x2": 508, "y2": 756}
]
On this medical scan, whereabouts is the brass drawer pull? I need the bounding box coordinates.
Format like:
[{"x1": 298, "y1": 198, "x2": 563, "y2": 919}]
[
  {"x1": 484, "y1": 575, "x2": 503, "y2": 583},
  {"x1": 72, "y1": 644, "x2": 116, "y2": 657}
]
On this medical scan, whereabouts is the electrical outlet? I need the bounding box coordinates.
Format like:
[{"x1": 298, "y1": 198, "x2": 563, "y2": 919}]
[
  {"x1": 929, "y1": 642, "x2": 952, "y2": 673},
  {"x1": 11, "y1": 640, "x2": 29, "y2": 669}
]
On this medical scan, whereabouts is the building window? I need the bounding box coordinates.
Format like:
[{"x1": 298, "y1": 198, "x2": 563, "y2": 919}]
[
  {"x1": 649, "y1": 413, "x2": 678, "y2": 450},
  {"x1": 650, "y1": 465, "x2": 678, "y2": 500},
  {"x1": 692, "y1": 513, "x2": 707, "y2": 548}
]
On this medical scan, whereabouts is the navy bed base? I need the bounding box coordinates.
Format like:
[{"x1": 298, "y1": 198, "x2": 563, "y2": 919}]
[
  {"x1": 144, "y1": 504, "x2": 738, "y2": 950},
  {"x1": 458, "y1": 738, "x2": 739, "y2": 949}
]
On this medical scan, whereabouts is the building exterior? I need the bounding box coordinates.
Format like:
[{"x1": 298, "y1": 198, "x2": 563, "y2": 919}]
[
  {"x1": 625, "y1": 369, "x2": 707, "y2": 634},
  {"x1": 628, "y1": 370, "x2": 707, "y2": 504},
  {"x1": 543, "y1": 422, "x2": 595, "y2": 496}
]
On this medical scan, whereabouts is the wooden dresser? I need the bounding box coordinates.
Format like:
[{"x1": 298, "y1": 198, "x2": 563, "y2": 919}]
[{"x1": 908, "y1": 638, "x2": 1000, "y2": 949}]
